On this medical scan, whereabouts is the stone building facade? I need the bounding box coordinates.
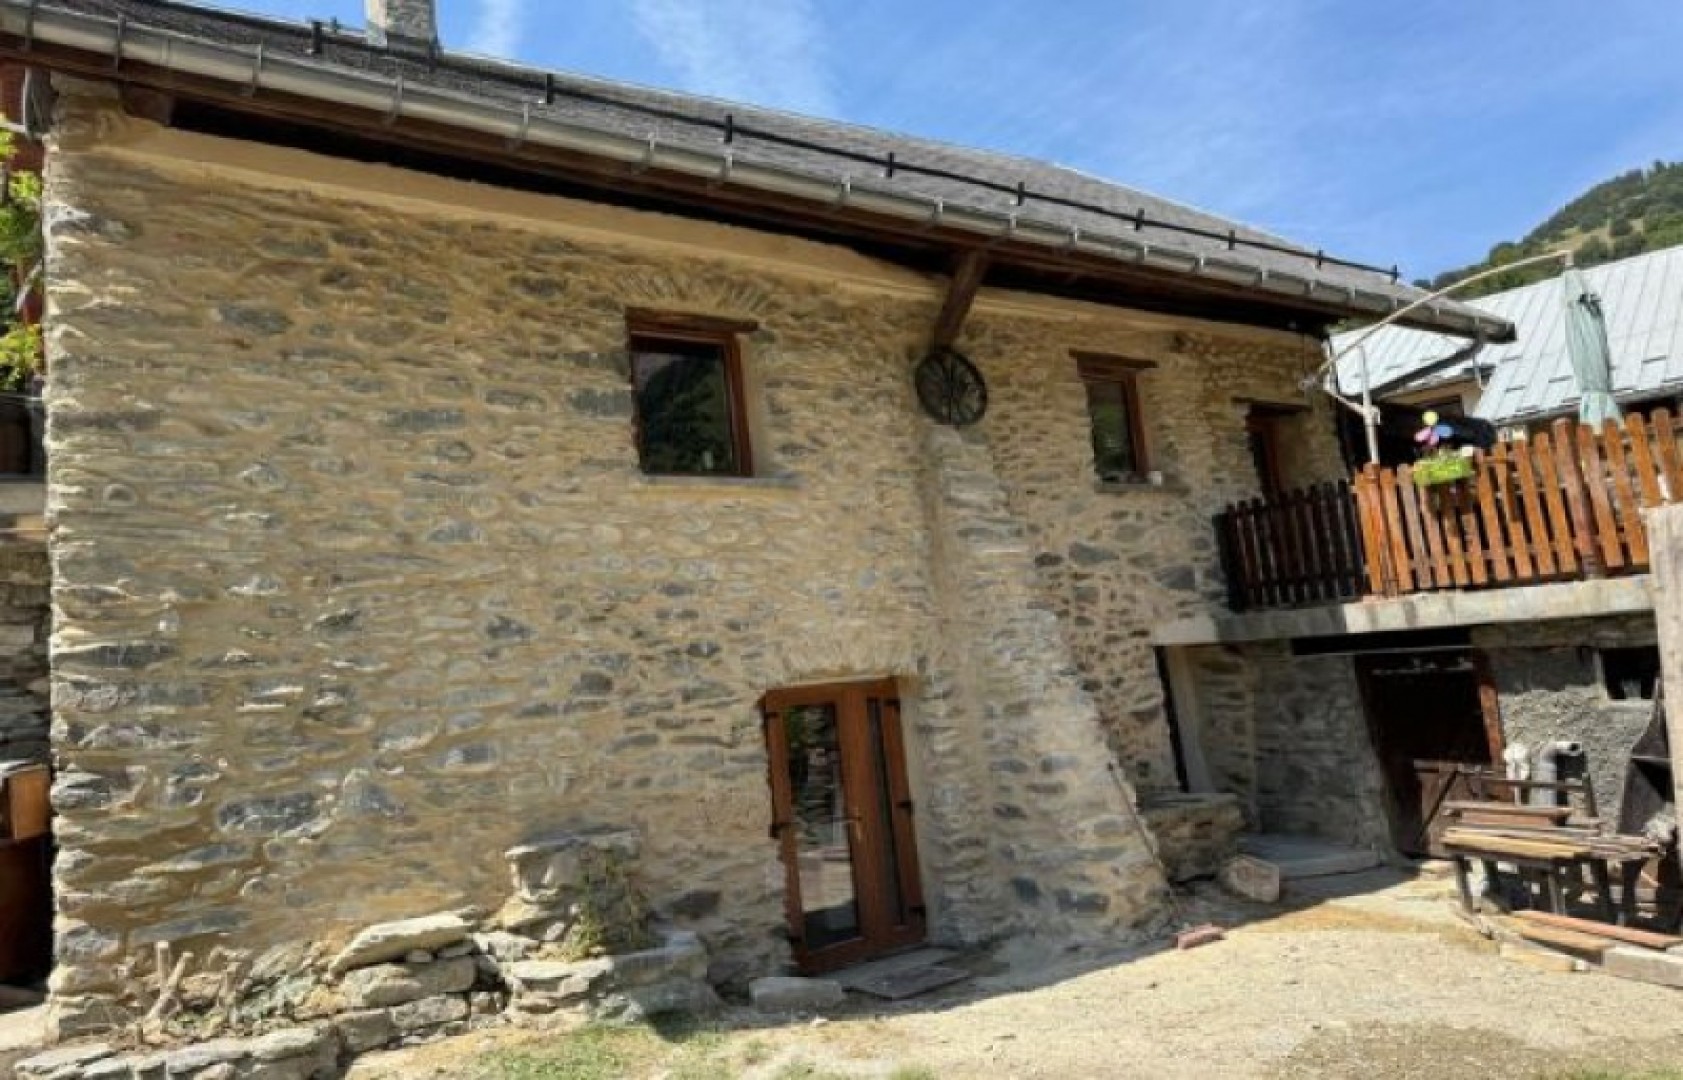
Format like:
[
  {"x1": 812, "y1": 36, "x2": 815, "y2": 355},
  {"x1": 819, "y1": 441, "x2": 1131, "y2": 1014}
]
[{"x1": 33, "y1": 83, "x2": 1355, "y2": 1033}]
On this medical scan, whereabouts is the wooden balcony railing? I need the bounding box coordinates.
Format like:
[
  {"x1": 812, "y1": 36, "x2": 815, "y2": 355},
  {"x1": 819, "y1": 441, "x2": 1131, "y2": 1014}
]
[{"x1": 1215, "y1": 412, "x2": 1683, "y2": 612}]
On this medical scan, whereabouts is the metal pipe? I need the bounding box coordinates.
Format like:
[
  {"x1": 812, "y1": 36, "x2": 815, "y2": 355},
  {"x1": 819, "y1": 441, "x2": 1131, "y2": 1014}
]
[
  {"x1": 1531, "y1": 740, "x2": 1584, "y2": 808},
  {"x1": 0, "y1": 0, "x2": 1512, "y2": 339}
]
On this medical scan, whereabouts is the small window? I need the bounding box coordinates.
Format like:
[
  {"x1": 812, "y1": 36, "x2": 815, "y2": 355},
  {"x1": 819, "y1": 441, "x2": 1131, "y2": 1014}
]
[
  {"x1": 1601, "y1": 646, "x2": 1661, "y2": 702},
  {"x1": 1076, "y1": 353, "x2": 1151, "y2": 483},
  {"x1": 628, "y1": 322, "x2": 752, "y2": 478}
]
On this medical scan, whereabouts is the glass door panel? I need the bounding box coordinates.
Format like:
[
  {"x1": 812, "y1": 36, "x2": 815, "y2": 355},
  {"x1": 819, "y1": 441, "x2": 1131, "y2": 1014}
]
[{"x1": 782, "y1": 702, "x2": 863, "y2": 950}]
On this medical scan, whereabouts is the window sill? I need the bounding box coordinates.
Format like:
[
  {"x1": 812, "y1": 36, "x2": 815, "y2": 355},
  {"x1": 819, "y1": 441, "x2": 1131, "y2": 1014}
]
[
  {"x1": 1096, "y1": 479, "x2": 1188, "y2": 496},
  {"x1": 637, "y1": 474, "x2": 801, "y2": 492}
]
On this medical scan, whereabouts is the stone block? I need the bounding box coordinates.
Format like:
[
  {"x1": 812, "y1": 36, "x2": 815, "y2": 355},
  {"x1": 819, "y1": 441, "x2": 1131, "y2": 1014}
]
[
  {"x1": 328, "y1": 913, "x2": 472, "y2": 974},
  {"x1": 17, "y1": 1043, "x2": 117, "y2": 1078},
  {"x1": 1219, "y1": 855, "x2": 1282, "y2": 903},
  {"x1": 748, "y1": 976, "x2": 846, "y2": 1012},
  {"x1": 333, "y1": 1009, "x2": 396, "y2": 1054},
  {"x1": 247, "y1": 1026, "x2": 331, "y2": 1062},
  {"x1": 623, "y1": 978, "x2": 722, "y2": 1020},
  {"x1": 341, "y1": 956, "x2": 476, "y2": 1007},
  {"x1": 1603, "y1": 945, "x2": 1683, "y2": 987},
  {"x1": 389, "y1": 994, "x2": 470, "y2": 1033},
  {"x1": 504, "y1": 827, "x2": 640, "y2": 906},
  {"x1": 162, "y1": 1037, "x2": 249, "y2": 1075}
]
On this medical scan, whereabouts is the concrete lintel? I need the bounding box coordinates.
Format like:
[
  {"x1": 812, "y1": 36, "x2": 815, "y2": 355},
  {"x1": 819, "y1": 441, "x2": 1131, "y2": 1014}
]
[{"x1": 1153, "y1": 575, "x2": 1656, "y2": 646}]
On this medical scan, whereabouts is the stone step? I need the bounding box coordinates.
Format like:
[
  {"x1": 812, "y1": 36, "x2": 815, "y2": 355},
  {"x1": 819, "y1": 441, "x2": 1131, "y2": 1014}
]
[{"x1": 1238, "y1": 834, "x2": 1382, "y2": 880}]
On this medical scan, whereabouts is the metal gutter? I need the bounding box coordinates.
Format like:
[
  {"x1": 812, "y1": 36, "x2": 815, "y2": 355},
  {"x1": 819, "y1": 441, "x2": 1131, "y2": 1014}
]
[{"x1": 0, "y1": 0, "x2": 1513, "y2": 340}]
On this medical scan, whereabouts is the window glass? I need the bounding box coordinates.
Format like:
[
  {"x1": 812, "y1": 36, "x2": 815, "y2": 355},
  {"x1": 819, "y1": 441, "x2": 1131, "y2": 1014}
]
[
  {"x1": 630, "y1": 336, "x2": 745, "y2": 476},
  {"x1": 1084, "y1": 375, "x2": 1140, "y2": 482}
]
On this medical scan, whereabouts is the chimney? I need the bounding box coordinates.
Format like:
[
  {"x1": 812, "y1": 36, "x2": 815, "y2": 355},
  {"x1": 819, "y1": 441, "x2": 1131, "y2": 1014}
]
[{"x1": 367, "y1": 0, "x2": 438, "y2": 47}]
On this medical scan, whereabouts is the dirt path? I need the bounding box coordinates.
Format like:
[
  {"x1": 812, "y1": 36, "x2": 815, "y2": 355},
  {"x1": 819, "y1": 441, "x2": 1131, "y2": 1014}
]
[{"x1": 348, "y1": 870, "x2": 1683, "y2": 1079}]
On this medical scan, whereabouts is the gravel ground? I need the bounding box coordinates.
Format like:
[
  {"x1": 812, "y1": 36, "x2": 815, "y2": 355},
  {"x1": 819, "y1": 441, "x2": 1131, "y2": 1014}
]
[{"x1": 250, "y1": 869, "x2": 1683, "y2": 1079}]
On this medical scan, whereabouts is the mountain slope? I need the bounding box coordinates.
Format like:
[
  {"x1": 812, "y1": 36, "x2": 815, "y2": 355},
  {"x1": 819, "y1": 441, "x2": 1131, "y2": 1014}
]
[{"x1": 1421, "y1": 161, "x2": 1683, "y2": 298}]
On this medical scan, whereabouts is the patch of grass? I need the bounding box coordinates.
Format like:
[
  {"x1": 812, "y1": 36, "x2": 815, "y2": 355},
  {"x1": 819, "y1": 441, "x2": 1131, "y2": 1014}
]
[
  {"x1": 889, "y1": 1069, "x2": 940, "y2": 1080},
  {"x1": 485, "y1": 1027, "x2": 644, "y2": 1080},
  {"x1": 480, "y1": 1020, "x2": 745, "y2": 1080}
]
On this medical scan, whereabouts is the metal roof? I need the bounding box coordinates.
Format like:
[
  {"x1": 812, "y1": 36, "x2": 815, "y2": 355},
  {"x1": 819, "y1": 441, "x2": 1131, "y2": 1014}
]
[
  {"x1": 1332, "y1": 244, "x2": 1683, "y2": 424},
  {"x1": 0, "y1": 0, "x2": 1509, "y2": 338}
]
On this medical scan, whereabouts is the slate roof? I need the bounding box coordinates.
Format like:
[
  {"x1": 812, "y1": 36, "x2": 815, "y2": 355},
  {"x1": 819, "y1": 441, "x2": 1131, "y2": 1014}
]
[
  {"x1": 1332, "y1": 245, "x2": 1683, "y2": 424},
  {"x1": 13, "y1": 0, "x2": 1507, "y2": 337}
]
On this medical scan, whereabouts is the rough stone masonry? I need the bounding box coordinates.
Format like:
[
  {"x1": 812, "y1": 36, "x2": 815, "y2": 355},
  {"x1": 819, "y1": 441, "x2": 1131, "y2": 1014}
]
[{"x1": 37, "y1": 82, "x2": 1340, "y2": 1035}]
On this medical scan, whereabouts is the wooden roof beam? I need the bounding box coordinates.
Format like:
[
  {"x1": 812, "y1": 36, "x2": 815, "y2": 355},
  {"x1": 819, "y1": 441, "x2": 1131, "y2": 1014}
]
[{"x1": 930, "y1": 249, "x2": 988, "y2": 352}]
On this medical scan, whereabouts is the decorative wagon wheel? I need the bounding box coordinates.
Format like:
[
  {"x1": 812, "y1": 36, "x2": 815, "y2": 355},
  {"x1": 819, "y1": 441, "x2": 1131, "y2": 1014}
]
[{"x1": 914, "y1": 346, "x2": 988, "y2": 427}]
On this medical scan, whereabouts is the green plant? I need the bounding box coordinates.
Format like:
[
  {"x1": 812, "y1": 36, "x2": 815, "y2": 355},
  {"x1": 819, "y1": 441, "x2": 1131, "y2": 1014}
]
[
  {"x1": 0, "y1": 123, "x2": 42, "y2": 392},
  {"x1": 0, "y1": 323, "x2": 40, "y2": 392},
  {"x1": 1412, "y1": 452, "x2": 1476, "y2": 487}
]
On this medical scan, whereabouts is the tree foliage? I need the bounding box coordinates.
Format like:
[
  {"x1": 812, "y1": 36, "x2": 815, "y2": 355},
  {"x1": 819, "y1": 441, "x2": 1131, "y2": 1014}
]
[{"x1": 1427, "y1": 160, "x2": 1683, "y2": 298}]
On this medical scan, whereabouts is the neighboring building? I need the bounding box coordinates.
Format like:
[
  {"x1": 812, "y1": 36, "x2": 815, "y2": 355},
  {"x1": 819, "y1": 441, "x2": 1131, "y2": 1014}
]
[
  {"x1": 0, "y1": 0, "x2": 1528, "y2": 1056},
  {"x1": 1332, "y1": 244, "x2": 1683, "y2": 441}
]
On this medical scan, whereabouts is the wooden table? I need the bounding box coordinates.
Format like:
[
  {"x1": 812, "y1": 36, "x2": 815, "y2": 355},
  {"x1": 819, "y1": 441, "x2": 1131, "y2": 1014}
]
[{"x1": 1444, "y1": 828, "x2": 1656, "y2": 925}]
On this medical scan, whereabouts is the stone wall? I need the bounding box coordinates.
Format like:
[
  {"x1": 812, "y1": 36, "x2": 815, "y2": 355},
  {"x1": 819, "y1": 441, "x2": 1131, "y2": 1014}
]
[
  {"x1": 0, "y1": 543, "x2": 51, "y2": 763},
  {"x1": 970, "y1": 316, "x2": 1344, "y2": 795},
  {"x1": 30, "y1": 88, "x2": 1312, "y2": 1031},
  {"x1": 1473, "y1": 615, "x2": 1659, "y2": 827},
  {"x1": 1180, "y1": 642, "x2": 1391, "y2": 852}
]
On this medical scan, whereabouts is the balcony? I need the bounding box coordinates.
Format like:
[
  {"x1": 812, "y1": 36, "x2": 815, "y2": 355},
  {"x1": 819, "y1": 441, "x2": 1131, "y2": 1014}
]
[{"x1": 1214, "y1": 413, "x2": 1683, "y2": 613}]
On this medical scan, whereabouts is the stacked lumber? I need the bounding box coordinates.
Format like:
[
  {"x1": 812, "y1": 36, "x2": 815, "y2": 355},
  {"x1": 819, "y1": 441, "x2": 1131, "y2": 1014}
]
[
  {"x1": 1441, "y1": 826, "x2": 1660, "y2": 862},
  {"x1": 1512, "y1": 910, "x2": 1683, "y2": 951}
]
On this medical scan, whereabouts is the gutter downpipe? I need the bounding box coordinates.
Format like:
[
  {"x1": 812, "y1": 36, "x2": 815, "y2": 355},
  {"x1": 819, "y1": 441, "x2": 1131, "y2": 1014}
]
[{"x1": 0, "y1": 0, "x2": 1508, "y2": 340}]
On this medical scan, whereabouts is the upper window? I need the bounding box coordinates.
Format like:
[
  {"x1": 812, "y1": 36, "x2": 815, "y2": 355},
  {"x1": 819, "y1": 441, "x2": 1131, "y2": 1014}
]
[
  {"x1": 627, "y1": 313, "x2": 754, "y2": 478},
  {"x1": 1076, "y1": 353, "x2": 1151, "y2": 484}
]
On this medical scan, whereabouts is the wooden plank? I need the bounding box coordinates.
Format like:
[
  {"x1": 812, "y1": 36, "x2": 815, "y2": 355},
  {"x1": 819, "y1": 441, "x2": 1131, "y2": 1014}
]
[
  {"x1": 1626, "y1": 412, "x2": 1665, "y2": 507},
  {"x1": 1291, "y1": 489, "x2": 1322, "y2": 603},
  {"x1": 1396, "y1": 462, "x2": 1432, "y2": 590},
  {"x1": 1475, "y1": 453, "x2": 1512, "y2": 582},
  {"x1": 1335, "y1": 480, "x2": 1366, "y2": 598},
  {"x1": 1260, "y1": 498, "x2": 1289, "y2": 608},
  {"x1": 1655, "y1": 407, "x2": 1683, "y2": 505},
  {"x1": 1324, "y1": 482, "x2": 1354, "y2": 598},
  {"x1": 1512, "y1": 910, "x2": 1683, "y2": 950},
  {"x1": 1306, "y1": 484, "x2": 1332, "y2": 602},
  {"x1": 1444, "y1": 801, "x2": 1574, "y2": 822},
  {"x1": 1577, "y1": 421, "x2": 1625, "y2": 571},
  {"x1": 1458, "y1": 475, "x2": 1489, "y2": 585},
  {"x1": 1493, "y1": 443, "x2": 1533, "y2": 580},
  {"x1": 1273, "y1": 496, "x2": 1301, "y2": 605},
  {"x1": 1379, "y1": 468, "x2": 1413, "y2": 593},
  {"x1": 1515, "y1": 923, "x2": 1619, "y2": 956},
  {"x1": 1532, "y1": 429, "x2": 1579, "y2": 576},
  {"x1": 1411, "y1": 468, "x2": 1451, "y2": 588},
  {"x1": 1554, "y1": 419, "x2": 1604, "y2": 578},
  {"x1": 1438, "y1": 483, "x2": 1471, "y2": 587},
  {"x1": 1600, "y1": 419, "x2": 1648, "y2": 568},
  {"x1": 1512, "y1": 437, "x2": 1555, "y2": 578},
  {"x1": 1354, "y1": 468, "x2": 1391, "y2": 597}
]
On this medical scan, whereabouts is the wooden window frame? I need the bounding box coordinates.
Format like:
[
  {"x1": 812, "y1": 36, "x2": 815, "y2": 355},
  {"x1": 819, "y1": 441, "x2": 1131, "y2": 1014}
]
[
  {"x1": 626, "y1": 314, "x2": 756, "y2": 479},
  {"x1": 1075, "y1": 352, "x2": 1154, "y2": 482}
]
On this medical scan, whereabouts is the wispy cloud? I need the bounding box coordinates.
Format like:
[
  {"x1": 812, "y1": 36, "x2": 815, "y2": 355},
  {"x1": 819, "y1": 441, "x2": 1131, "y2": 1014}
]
[
  {"x1": 630, "y1": 0, "x2": 835, "y2": 117},
  {"x1": 468, "y1": 0, "x2": 525, "y2": 59}
]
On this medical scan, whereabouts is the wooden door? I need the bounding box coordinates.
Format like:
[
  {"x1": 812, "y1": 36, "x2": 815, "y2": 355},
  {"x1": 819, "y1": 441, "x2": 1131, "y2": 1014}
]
[
  {"x1": 1355, "y1": 650, "x2": 1503, "y2": 857},
  {"x1": 763, "y1": 680, "x2": 926, "y2": 973}
]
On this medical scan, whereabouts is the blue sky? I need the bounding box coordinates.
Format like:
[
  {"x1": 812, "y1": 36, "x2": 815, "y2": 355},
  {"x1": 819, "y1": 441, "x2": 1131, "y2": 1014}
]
[{"x1": 225, "y1": 0, "x2": 1682, "y2": 280}]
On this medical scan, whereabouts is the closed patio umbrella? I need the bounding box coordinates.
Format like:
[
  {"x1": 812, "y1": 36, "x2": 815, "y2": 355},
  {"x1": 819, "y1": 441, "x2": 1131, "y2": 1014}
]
[{"x1": 1562, "y1": 265, "x2": 1621, "y2": 426}]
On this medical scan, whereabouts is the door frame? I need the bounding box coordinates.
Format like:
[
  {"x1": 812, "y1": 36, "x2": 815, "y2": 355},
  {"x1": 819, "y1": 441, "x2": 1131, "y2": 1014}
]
[{"x1": 762, "y1": 678, "x2": 926, "y2": 973}]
